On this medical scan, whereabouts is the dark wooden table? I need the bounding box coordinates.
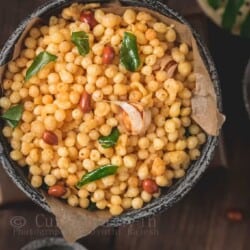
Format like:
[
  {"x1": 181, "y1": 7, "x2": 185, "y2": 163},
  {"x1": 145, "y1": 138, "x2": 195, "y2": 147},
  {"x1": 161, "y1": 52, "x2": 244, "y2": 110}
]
[{"x1": 1, "y1": 1, "x2": 250, "y2": 250}]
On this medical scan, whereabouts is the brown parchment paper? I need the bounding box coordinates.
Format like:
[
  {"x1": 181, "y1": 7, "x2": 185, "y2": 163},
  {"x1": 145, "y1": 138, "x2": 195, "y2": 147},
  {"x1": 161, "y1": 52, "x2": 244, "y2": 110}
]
[
  {"x1": 44, "y1": 192, "x2": 111, "y2": 241},
  {"x1": 0, "y1": 1, "x2": 225, "y2": 243},
  {"x1": 0, "y1": 18, "x2": 42, "y2": 83}
]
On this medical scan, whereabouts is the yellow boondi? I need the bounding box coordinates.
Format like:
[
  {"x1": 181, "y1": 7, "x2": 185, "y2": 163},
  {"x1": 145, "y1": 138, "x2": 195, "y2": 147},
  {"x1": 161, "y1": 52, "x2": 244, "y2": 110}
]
[{"x1": 0, "y1": 3, "x2": 207, "y2": 216}]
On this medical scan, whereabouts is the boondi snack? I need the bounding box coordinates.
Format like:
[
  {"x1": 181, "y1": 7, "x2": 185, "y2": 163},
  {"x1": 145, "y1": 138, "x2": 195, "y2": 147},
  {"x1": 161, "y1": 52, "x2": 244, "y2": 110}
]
[{"x1": 0, "y1": 3, "x2": 207, "y2": 216}]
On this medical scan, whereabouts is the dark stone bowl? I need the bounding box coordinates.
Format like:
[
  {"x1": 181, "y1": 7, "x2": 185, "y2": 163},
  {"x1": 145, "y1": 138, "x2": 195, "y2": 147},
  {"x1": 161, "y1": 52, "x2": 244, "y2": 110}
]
[
  {"x1": 21, "y1": 237, "x2": 87, "y2": 250},
  {"x1": 0, "y1": 0, "x2": 222, "y2": 227}
]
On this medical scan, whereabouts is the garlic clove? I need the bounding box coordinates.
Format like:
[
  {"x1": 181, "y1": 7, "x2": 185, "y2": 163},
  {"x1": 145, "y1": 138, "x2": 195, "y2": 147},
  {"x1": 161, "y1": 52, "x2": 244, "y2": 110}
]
[{"x1": 113, "y1": 101, "x2": 151, "y2": 135}]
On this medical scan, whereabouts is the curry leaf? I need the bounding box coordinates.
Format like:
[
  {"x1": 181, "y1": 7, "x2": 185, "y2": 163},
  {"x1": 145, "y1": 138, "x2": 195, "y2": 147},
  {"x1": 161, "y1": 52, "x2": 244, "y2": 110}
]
[
  {"x1": 98, "y1": 127, "x2": 120, "y2": 148},
  {"x1": 71, "y1": 31, "x2": 90, "y2": 56},
  {"x1": 76, "y1": 164, "x2": 118, "y2": 188},
  {"x1": 120, "y1": 32, "x2": 140, "y2": 72},
  {"x1": 1, "y1": 104, "x2": 23, "y2": 128},
  {"x1": 87, "y1": 201, "x2": 97, "y2": 211},
  {"x1": 25, "y1": 51, "x2": 57, "y2": 81}
]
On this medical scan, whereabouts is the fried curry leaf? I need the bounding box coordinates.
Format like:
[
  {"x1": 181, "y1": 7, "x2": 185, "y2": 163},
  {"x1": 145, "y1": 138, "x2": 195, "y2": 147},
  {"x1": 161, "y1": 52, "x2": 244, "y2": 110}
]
[
  {"x1": 76, "y1": 164, "x2": 118, "y2": 188},
  {"x1": 25, "y1": 51, "x2": 57, "y2": 81},
  {"x1": 120, "y1": 32, "x2": 140, "y2": 72},
  {"x1": 1, "y1": 104, "x2": 23, "y2": 128},
  {"x1": 98, "y1": 127, "x2": 120, "y2": 148},
  {"x1": 71, "y1": 31, "x2": 90, "y2": 56}
]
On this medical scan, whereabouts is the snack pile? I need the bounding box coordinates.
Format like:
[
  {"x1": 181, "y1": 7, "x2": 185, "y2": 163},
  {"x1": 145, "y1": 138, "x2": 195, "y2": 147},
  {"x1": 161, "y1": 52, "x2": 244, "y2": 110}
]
[{"x1": 0, "y1": 3, "x2": 207, "y2": 216}]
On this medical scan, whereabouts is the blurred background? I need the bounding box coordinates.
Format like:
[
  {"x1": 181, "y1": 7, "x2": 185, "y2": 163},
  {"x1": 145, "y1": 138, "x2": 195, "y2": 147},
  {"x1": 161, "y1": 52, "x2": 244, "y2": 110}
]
[{"x1": 0, "y1": 0, "x2": 250, "y2": 249}]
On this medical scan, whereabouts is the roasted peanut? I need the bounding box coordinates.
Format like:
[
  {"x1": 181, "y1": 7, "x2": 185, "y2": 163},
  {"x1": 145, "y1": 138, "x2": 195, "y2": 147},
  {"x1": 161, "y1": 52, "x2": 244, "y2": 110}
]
[
  {"x1": 48, "y1": 185, "x2": 67, "y2": 197},
  {"x1": 79, "y1": 92, "x2": 92, "y2": 113},
  {"x1": 42, "y1": 131, "x2": 58, "y2": 145},
  {"x1": 102, "y1": 45, "x2": 115, "y2": 64},
  {"x1": 80, "y1": 11, "x2": 97, "y2": 29},
  {"x1": 142, "y1": 179, "x2": 158, "y2": 194}
]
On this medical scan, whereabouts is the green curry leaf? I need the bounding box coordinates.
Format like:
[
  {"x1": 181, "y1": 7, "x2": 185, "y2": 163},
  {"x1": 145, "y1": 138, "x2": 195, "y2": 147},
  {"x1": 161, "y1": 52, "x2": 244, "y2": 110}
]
[
  {"x1": 76, "y1": 164, "x2": 118, "y2": 188},
  {"x1": 98, "y1": 127, "x2": 120, "y2": 148},
  {"x1": 25, "y1": 51, "x2": 57, "y2": 81},
  {"x1": 1, "y1": 104, "x2": 23, "y2": 128},
  {"x1": 71, "y1": 31, "x2": 90, "y2": 56},
  {"x1": 120, "y1": 32, "x2": 140, "y2": 72}
]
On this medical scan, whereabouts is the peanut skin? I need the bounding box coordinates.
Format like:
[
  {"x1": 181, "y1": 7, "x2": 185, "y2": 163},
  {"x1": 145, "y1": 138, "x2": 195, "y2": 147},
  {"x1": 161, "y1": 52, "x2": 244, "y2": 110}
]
[
  {"x1": 142, "y1": 179, "x2": 158, "y2": 194},
  {"x1": 79, "y1": 92, "x2": 92, "y2": 113},
  {"x1": 80, "y1": 10, "x2": 97, "y2": 29},
  {"x1": 102, "y1": 45, "x2": 115, "y2": 64},
  {"x1": 48, "y1": 185, "x2": 67, "y2": 197},
  {"x1": 42, "y1": 131, "x2": 58, "y2": 145}
]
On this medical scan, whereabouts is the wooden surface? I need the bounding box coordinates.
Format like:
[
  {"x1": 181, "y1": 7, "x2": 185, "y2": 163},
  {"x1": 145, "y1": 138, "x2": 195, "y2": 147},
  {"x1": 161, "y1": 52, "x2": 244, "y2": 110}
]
[{"x1": 0, "y1": 0, "x2": 250, "y2": 250}]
